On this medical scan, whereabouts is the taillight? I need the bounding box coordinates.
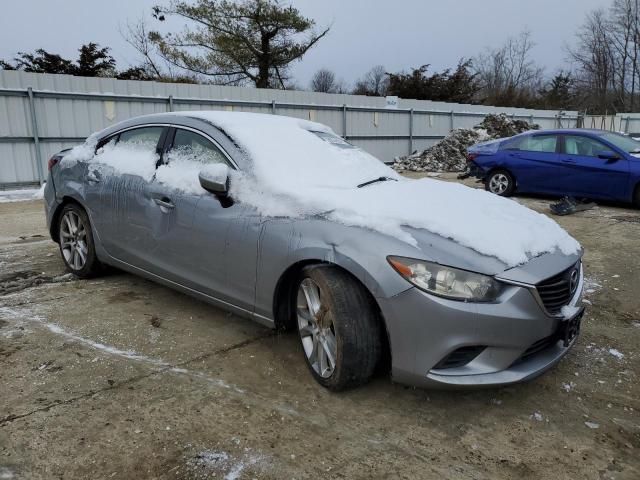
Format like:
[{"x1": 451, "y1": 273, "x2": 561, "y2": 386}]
[
  {"x1": 466, "y1": 153, "x2": 478, "y2": 163},
  {"x1": 48, "y1": 156, "x2": 60, "y2": 171}
]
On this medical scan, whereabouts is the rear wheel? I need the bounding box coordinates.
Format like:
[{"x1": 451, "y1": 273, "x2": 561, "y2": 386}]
[
  {"x1": 296, "y1": 265, "x2": 381, "y2": 391},
  {"x1": 485, "y1": 169, "x2": 515, "y2": 197},
  {"x1": 634, "y1": 184, "x2": 640, "y2": 208},
  {"x1": 58, "y1": 203, "x2": 103, "y2": 278}
]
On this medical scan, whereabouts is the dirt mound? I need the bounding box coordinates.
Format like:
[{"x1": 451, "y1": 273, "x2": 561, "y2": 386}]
[{"x1": 393, "y1": 113, "x2": 540, "y2": 173}]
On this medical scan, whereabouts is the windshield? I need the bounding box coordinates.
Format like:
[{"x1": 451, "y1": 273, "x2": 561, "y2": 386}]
[{"x1": 598, "y1": 132, "x2": 640, "y2": 152}]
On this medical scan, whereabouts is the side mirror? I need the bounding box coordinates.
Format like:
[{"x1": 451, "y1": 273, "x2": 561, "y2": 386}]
[
  {"x1": 597, "y1": 150, "x2": 620, "y2": 161},
  {"x1": 199, "y1": 164, "x2": 230, "y2": 196}
]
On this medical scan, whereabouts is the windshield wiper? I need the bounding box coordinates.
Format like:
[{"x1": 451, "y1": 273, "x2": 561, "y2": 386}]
[{"x1": 357, "y1": 176, "x2": 398, "y2": 188}]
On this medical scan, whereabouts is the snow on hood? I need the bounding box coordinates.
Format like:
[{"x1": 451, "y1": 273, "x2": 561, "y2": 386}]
[{"x1": 172, "y1": 111, "x2": 580, "y2": 267}]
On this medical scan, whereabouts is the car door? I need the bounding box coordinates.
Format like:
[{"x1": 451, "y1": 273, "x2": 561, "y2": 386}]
[
  {"x1": 88, "y1": 125, "x2": 168, "y2": 264},
  {"x1": 502, "y1": 133, "x2": 564, "y2": 194},
  {"x1": 559, "y1": 134, "x2": 630, "y2": 200},
  {"x1": 139, "y1": 126, "x2": 263, "y2": 312}
]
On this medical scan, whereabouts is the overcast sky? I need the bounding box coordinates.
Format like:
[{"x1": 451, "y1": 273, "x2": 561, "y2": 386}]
[{"x1": 0, "y1": 0, "x2": 612, "y2": 87}]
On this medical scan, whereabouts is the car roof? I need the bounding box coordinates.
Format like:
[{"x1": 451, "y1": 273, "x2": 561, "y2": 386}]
[{"x1": 519, "y1": 128, "x2": 616, "y2": 136}]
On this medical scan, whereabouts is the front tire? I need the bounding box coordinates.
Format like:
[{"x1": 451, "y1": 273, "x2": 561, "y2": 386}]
[
  {"x1": 633, "y1": 184, "x2": 640, "y2": 208},
  {"x1": 295, "y1": 265, "x2": 382, "y2": 391},
  {"x1": 57, "y1": 203, "x2": 103, "y2": 278},
  {"x1": 485, "y1": 169, "x2": 515, "y2": 197}
]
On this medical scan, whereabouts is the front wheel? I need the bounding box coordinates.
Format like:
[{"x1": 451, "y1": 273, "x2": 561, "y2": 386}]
[
  {"x1": 57, "y1": 203, "x2": 103, "y2": 278},
  {"x1": 296, "y1": 265, "x2": 382, "y2": 391},
  {"x1": 485, "y1": 169, "x2": 515, "y2": 197}
]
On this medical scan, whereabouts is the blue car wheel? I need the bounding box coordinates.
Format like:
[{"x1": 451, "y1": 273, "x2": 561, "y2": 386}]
[{"x1": 486, "y1": 170, "x2": 515, "y2": 197}]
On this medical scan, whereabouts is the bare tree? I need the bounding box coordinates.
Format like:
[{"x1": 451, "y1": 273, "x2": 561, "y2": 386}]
[
  {"x1": 309, "y1": 68, "x2": 347, "y2": 93},
  {"x1": 353, "y1": 65, "x2": 389, "y2": 96},
  {"x1": 568, "y1": 9, "x2": 617, "y2": 112},
  {"x1": 474, "y1": 30, "x2": 544, "y2": 107},
  {"x1": 310, "y1": 68, "x2": 337, "y2": 92}
]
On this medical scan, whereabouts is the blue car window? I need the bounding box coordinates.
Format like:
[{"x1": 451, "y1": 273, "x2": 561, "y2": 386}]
[
  {"x1": 563, "y1": 135, "x2": 615, "y2": 157},
  {"x1": 519, "y1": 135, "x2": 558, "y2": 153}
]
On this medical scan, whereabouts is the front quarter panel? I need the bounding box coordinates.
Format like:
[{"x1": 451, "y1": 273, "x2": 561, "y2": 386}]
[{"x1": 253, "y1": 218, "x2": 421, "y2": 319}]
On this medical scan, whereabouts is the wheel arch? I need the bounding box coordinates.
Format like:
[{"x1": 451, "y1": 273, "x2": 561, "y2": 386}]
[
  {"x1": 50, "y1": 195, "x2": 88, "y2": 243},
  {"x1": 272, "y1": 259, "x2": 392, "y2": 372}
]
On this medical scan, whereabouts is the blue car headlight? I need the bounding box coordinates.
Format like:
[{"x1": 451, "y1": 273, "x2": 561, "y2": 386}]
[{"x1": 387, "y1": 256, "x2": 504, "y2": 302}]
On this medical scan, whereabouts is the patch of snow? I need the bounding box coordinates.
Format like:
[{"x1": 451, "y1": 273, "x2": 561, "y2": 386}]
[
  {"x1": 530, "y1": 411, "x2": 544, "y2": 421},
  {"x1": 584, "y1": 421, "x2": 600, "y2": 429},
  {"x1": 186, "y1": 449, "x2": 265, "y2": 480},
  {"x1": 608, "y1": 348, "x2": 624, "y2": 359},
  {"x1": 169, "y1": 111, "x2": 580, "y2": 267},
  {"x1": 91, "y1": 140, "x2": 159, "y2": 181},
  {"x1": 0, "y1": 187, "x2": 43, "y2": 203},
  {"x1": 561, "y1": 305, "x2": 581, "y2": 319},
  {"x1": 562, "y1": 381, "x2": 576, "y2": 392}
]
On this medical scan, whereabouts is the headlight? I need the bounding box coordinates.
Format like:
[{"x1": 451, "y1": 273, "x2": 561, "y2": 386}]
[{"x1": 387, "y1": 256, "x2": 504, "y2": 302}]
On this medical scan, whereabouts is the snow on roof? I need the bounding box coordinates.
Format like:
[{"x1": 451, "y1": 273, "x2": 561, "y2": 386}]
[
  {"x1": 66, "y1": 111, "x2": 580, "y2": 267},
  {"x1": 170, "y1": 111, "x2": 580, "y2": 266}
]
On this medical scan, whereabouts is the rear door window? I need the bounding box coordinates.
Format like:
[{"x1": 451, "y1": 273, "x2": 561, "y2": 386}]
[
  {"x1": 118, "y1": 127, "x2": 164, "y2": 150},
  {"x1": 562, "y1": 135, "x2": 615, "y2": 158},
  {"x1": 521, "y1": 135, "x2": 558, "y2": 153}
]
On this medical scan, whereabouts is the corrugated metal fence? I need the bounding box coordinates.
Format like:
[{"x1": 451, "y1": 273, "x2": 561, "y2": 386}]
[{"x1": 0, "y1": 70, "x2": 581, "y2": 187}]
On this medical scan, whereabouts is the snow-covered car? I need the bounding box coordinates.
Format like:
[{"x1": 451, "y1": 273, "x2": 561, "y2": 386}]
[{"x1": 44, "y1": 112, "x2": 584, "y2": 390}]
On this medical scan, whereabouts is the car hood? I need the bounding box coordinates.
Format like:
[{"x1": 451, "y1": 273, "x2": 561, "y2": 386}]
[{"x1": 402, "y1": 225, "x2": 581, "y2": 283}]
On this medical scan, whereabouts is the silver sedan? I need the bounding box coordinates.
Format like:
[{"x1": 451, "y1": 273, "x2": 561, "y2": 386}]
[{"x1": 44, "y1": 112, "x2": 585, "y2": 390}]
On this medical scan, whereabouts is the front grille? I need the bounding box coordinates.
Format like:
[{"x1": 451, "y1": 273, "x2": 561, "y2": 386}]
[
  {"x1": 433, "y1": 346, "x2": 486, "y2": 370},
  {"x1": 536, "y1": 262, "x2": 580, "y2": 314}
]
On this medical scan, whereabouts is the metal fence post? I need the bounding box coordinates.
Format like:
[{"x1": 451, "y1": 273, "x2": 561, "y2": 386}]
[
  {"x1": 271, "y1": 100, "x2": 276, "y2": 114},
  {"x1": 529, "y1": 114, "x2": 534, "y2": 125},
  {"x1": 449, "y1": 110, "x2": 454, "y2": 132},
  {"x1": 27, "y1": 87, "x2": 44, "y2": 185},
  {"x1": 342, "y1": 104, "x2": 347, "y2": 138},
  {"x1": 167, "y1": 95, "x2": 174, "y2": 112},
  {"x1": 625, "y1": 116, "x2": 631, "y2": 133},
  {"x1": 408, "y1": 108, "x2": 414, "y2": 154}
]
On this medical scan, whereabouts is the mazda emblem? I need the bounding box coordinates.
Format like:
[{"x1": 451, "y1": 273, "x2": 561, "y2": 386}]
[{"x1": 569, "y1": 268, "x2": 579, "y2": 295}]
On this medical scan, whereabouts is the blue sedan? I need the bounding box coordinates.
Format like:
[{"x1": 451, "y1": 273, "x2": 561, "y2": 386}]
[{"x1": 467, "y1": 129, "x2": 640, "y2": 206}]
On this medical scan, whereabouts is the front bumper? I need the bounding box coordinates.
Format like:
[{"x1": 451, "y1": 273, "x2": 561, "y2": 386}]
[{"x1": 378, "y1": 269, "x2": 584, "y2": 388}]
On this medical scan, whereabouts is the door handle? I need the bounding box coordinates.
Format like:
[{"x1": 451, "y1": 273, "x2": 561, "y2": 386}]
[
  {"x1": 153, "y1": 197, "x2": 175, "y2": 210},
  {"x1": 561, "y1": 158, "x2": 576, "y2": 164}
]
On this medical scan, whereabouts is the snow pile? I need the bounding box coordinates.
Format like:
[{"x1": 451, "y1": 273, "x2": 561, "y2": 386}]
[
  {"x1": 393, "y1": 128, "x2": 491, "y2": 172},
  {"x1": 476, "y1": 113, "x2": 540, "y2": 138},
  {"x1": 173, "y1": 111, "x2": 579, "y2": 266},
  {"x1": 393, "y1": 113, "x2": 540, "y2": 172}
]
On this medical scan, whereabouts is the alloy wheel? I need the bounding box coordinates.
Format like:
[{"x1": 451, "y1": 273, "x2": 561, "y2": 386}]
[
  {"x1": 60, "y1": 210, "x2": 88, "y2": 271},
  {"x1": 489, "y1": 173, "x2": 510, "y2": 195},
  {"x1": 296, "y1": 278, "x2": 337, "y2": 378}
]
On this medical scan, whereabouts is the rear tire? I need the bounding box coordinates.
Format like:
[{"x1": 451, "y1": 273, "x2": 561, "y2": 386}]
[
  {"x1": 485, "y1": 169, "x2": 515, "y2": 197},
  {"x1": 634, "y1": 184, "x2": 640, "y2": 208},
  {"x1": 295, "y1": 265, "x2": 382, "y2": 391},
  {"x1": 57, "y1": 203, "x2": 103, "y2": 278}
]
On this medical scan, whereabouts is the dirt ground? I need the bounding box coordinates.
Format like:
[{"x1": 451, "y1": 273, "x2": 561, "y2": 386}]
[{"x1": 1, "y1": 176, "x2": 639, "y2": 480}]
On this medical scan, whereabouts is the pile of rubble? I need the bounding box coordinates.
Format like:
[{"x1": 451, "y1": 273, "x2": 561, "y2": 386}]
[{"x1": 392, "y1": 113, "x2": 540, "y2": 173}]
